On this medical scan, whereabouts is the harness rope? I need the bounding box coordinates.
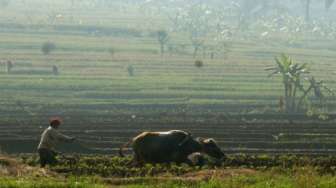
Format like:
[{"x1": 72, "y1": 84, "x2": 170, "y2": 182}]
[{"x1": 76, "y1": 138, "x2": 115, "y2": 152}]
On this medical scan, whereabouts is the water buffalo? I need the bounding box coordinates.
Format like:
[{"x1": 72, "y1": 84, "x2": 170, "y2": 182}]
[{"x1": 119, "y1": 130, "x2": 225, "y2": 165}]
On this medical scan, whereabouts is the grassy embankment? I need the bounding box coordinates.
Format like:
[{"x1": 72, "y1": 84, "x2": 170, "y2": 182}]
[{"x1": 2, "y1": 154, "x2": 336, "y2": 187}]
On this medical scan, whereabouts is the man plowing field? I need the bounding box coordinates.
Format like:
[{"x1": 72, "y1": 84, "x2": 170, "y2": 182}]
[{"x1": 37, "y1": 117, "x2": 76, "y2": 167}]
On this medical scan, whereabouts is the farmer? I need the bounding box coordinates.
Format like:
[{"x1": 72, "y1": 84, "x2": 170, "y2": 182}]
[{"x1": 37, "y1": 117, "x2": 75, "y2": 167}]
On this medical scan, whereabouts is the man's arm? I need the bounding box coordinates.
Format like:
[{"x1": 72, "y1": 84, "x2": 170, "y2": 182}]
[{"x1": 51, "y1": 129, "x2": 75, "y2": 143}]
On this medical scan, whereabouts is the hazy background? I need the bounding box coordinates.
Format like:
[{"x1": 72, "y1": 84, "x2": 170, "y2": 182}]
[{"x1": 0, "y1": 0, "x2": 335, "y2": 154}]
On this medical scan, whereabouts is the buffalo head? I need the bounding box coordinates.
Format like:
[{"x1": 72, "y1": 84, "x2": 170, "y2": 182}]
[{"x1": 199, "y1": 138, "x2": 225, "y2": 160}]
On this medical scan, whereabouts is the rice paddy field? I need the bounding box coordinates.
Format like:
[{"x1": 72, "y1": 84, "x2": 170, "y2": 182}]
[
  {"x1": 0, "y1": 1, "x2": 336, "y2": 155},
  {"x1": 0, "y1": 1, "x2": 336, "y2": 187}
]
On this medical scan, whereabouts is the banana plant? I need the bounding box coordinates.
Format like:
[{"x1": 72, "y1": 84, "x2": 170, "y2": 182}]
[
  {"x1": 267, "y1": 54, "x2": 308, "y2": 113},
  {"x1": 267, "y1": 54, "x2": 335, "y2": 115}
]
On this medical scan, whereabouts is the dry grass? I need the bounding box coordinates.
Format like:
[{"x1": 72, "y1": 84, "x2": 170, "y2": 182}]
[{"x1": 0, "y1": 155, "x2": 57, "y2": 177}]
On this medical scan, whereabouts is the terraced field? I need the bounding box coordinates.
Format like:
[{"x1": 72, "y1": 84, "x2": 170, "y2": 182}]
[
  {"x1": 0, "y1": 0, "x2": 336, "y2": 155},
  {"x1": 2, "y1": 117, "x2": 336, "y2": 155}
]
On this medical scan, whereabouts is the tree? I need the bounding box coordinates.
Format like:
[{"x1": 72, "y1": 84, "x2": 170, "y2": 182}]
[
  {"x1": 179, "y1": 2, "x2": 213, "y2": 58},
  {"x1": 236, "y1": 0, "x2": 278, "y2": 29},
  {"x1": 194, "y1": 60, "x2": 203, "y2": 68},
  {"x1": 267, "y1": 54, "x2": 334, "y2": 115},
  {"x1": 41, "y1": 42, "x2": 56, "y2": 55},
  {"x1": 157, "y1": 30, "x2": 169, "y2": 56},
  {"x1": 127, "y1": 65, "x2": 134, "y2": 77},
  {"x1": 52, "y1": 65, "x2": 59, "y2": 75},
  {"x1": 237, "y1": 0, "x2": 258, "y2": 28},
  {"x1": 237, "y1": 0, "x2": 334, "y2": 23}
]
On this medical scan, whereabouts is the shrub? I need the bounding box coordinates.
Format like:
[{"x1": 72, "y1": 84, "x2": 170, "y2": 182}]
[
  {"x1": 52, "y1": 65, "x2": 59, "y2": 75},
  {"x1": 267, "y1": 54, "x2": 334, "y2": 116},
  {"x1": 194, "y1": 60, "x2": 203, "y2": 68},
  {"x1": 127, "y1": 65, "x2": 134, "y2": 77},
  {"x1": 41, "y1": 42, "x2": 56, "y2": 55}
]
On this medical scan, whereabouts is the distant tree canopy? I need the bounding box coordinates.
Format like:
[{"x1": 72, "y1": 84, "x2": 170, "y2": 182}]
[
  {"x1": 180, "y1": 2, "x2": 213, "y2": 57},
  {"x1": 194, "y1": 60, "x2": 203, "y2": 68},
  {"x1": 237, "y1": 0, "x2": 335, "y2": 23},
  {"x1": 41, "y1": 42, "x2": 56, "y2": 55}
]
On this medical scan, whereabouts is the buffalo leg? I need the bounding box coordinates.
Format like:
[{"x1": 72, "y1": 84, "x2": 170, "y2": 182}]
[{"x1": 128, "y1": 154, "x2": 144, "y2": 167}]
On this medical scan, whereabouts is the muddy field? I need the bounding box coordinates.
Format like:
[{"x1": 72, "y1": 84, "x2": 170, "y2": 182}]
[{"x1": 1, "y1": 115, "x2": 336, "y2": 155}]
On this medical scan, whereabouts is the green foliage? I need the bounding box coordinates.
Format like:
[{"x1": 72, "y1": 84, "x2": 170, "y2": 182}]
[
  {"x1": 117, "y1": 167, "x2": 336, "y2": 188},
  {"x1": 0, "y1": 177, "x2": 105, "y2": 188},
  {"x1": 18, "y1": 154, "x2": 336, "y2": 177},
  {"x1": 20, "y1": 155, "x2": 196, "y2": 178},
  {"x1": 0, "y1": 0, "x2": 335, "y2": 124},
  {"x1": 127, "y1": 65, "x2": 134, "y2": 77},
  {"x1": 174, "y1": 2, "x2": 213, "y2": 57},
  {"x1": 11, "y1": 154, "x2": 336, "y2": 187},
  {"x1": 52, "y1": 65, "x2": 59, "y2": 76},
  {"x1": 194, "y1": 60, "x2": 203, "y2": 68},
  {"x1": 267, "y1": 54, "x2": 308, "y2": 113},
  {"x1": 41, "y1": 42, "x2": 56, "y2": 55},
  {"x1": 267, "y1": 54, "x2": 334, "y2": 116}
]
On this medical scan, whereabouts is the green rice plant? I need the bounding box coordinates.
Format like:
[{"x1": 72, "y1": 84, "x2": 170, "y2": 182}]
[{"x1": 0, "y1": 177, "x2": 106, "y2": 188}]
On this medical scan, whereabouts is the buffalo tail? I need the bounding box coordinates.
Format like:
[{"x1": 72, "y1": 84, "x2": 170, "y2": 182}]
[{"x1": 119, "y1": 139, "x2": 132, "y2": 157}]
